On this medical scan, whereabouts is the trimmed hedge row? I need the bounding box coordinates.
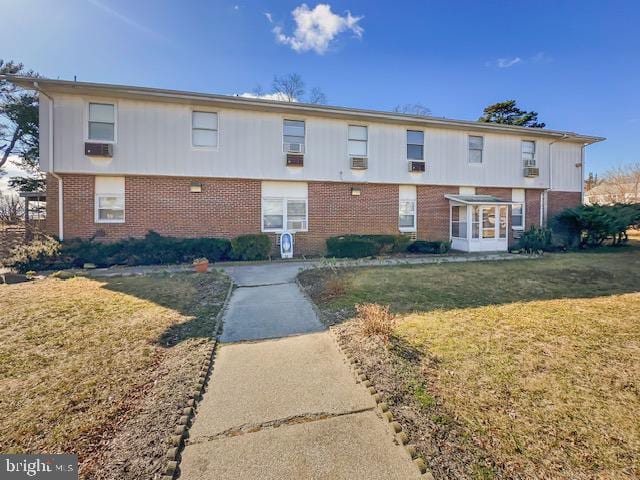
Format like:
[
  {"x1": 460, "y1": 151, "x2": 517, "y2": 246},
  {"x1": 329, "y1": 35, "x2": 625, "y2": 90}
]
[
  {"x1": 326, "y1": 234, "x2": 449, "y2": 258},
  {"x1": 407, "y1": 240, "x2": 451, "y2": 254},
  {"x1": 4, "y1": 231, "x2": 272, "y2": 273}
]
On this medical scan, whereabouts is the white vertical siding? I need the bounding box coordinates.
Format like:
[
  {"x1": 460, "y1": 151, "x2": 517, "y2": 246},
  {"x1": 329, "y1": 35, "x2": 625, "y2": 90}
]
[{"x1": 46, "y1": 93, "x2": 585, "y2": 191}]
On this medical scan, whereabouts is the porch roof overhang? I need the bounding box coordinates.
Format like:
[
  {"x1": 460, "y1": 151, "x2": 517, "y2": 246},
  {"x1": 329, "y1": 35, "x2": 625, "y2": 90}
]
[
  {"x1": 444, "y1": 194, "x2": 516, "y2": 205},
  {"x1": 19, "y1": 191, "x2": 46, "y2": 200}
]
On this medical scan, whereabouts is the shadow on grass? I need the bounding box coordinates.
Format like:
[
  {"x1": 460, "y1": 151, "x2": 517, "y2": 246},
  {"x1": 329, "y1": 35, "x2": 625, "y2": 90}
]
[
  {"x1": 99, "y1": 272, "x2": 230, "y2": 348},
  {"x1": 302, "y1": 246, "x2": 640, "y2": 318}
]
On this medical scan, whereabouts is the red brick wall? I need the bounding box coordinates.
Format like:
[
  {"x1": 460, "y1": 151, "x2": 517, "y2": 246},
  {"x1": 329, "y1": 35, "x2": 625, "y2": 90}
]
[
  {"x1": 525, "y1": 189, "x2": 542, "y2": 229},
  {"x1": 294, "y1": 182, "x2": 400, "y2": 255},
  {"x1": 45, "y1": 174, "x2": 59, "y2": 238},
  {"x1": 54, "y1": 174, "x2": 261, "y2": 242},
  {"x1": 547, "y1": 191, "x2": 582, "y2": 222},
  {"x1": 47, "y1": 173, "x2": 554, "y2": 256},
  {"x1": 416, "y1": 185, "x2": 459, "y2": 241}
]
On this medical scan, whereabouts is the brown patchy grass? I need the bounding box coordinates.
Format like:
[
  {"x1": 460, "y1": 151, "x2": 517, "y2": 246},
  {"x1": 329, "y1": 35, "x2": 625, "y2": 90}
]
[
  {"x1": 300, "y1": 247, "x2": 640, "y2": 479},
  {"x1": 0, "y1": 271, "x2": 230, "y2": 477}
]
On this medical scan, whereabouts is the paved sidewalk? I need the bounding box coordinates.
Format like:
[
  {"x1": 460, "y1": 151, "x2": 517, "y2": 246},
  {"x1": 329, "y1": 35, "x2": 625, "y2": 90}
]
[{"x1": 179, "y1": 262, "x2": 422, "y2": 480}]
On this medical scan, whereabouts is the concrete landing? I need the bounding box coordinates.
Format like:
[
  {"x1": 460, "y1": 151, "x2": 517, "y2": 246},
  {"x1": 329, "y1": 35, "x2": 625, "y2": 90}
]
[
  {"x1": 189, "y1": 332, "x2": 374, "y2": 438},
  {"x1": 219, "y1": 284, "x2": 324, "y2": 343},
  {"x1": 181, "y1": 411, "x2": 421, "y2": 480}
]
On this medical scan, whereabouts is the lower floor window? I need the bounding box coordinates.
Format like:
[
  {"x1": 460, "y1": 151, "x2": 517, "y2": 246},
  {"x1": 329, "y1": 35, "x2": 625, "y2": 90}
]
[
  {"x1": 451, "y1": 205, "x2": 467, "y2": 238},
  {"x1": 399, "y1": 200, "x2": 416, "y2": 230},
  {"x1": 512, "y1": 203, "x2": 524, "y2": 229},
  {"x1": 96, "y1": 194, "x2": 125, "y2": 222},
  {"x1": 262, "y1": 197, "x2": 308, "y2": 232}
]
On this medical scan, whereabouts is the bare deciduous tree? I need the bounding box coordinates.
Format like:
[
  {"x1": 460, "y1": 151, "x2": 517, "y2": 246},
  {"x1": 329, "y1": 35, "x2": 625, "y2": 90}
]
[
  {"x1": 252, "y1": 73, "x2": 328, "y2": 104},
  {"x1": 591, "y1": 163, "x2": 640, "y2": 204},
  {"x1": 272, "y1": 73, "x2": 306, "y2": 102},
  {"x1": 0, "y1": 194, "x2": 24, "y2": 224},
  {"x1": 393, "y1": 103, "x2": 431, "y2": 116},
  {"x1": 308, "y1": 87, "x2": 327, "y2": 105}
]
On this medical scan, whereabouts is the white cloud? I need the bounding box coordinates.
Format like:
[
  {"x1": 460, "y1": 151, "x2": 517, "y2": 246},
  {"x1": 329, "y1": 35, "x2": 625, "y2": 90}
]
[
  {"x1": 496, "y1": 57, "x2": 522, "y2": 68},
  {"x1": 239, "y1": 92, "x2": 297, "y2": 102},
  {"x1": 0, "y1": 156, "x2": 28, "y2": 195},
  {"x1": 532, "y1": 51, "x2": 553, "y2": 63},
  {"x1": 264, "y1": 12, "x2": 273, "y2": 23},
  {"x1": 272, "y1": 3, "x2": 363, "y2": 54},
  {"x1": 233, "y1": 4, "x2": 240, "y2": 10}
]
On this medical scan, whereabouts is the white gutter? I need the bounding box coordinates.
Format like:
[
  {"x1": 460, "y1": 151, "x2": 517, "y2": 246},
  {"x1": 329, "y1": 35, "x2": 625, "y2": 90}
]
[{"x1": 33, "y1": 81, "x2": 64, "y2": 240}]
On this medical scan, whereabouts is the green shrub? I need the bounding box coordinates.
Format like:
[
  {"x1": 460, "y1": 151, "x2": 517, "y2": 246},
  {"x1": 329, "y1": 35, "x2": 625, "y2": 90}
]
[
  {"x1": 230, "y1": 234, "x2": 271, "y2": 261},
  {"x1": 325, "y1": 234, "x2": 411, "y2": 258},
  {"x1": 517, "y1": 225, "x2": 552, "y2": 253},
  {"x1": 552, "y1": 203, "x2": 640, "y2": 248},
  {"x1": 391, "y1": 235, "x2": 412, "y2": 253},
  {"x1": 326, "y1": 236, "x2": 379, "y2": 258},
  {"x1": 4, "y1": 231, "x2": 233, "y2": 272},
  {"x1": 407, "y1": 240, "x2": 451, "y2": 254},
  {"x1": 4, "y1": 236, "x2": 61, "y2": 272}
]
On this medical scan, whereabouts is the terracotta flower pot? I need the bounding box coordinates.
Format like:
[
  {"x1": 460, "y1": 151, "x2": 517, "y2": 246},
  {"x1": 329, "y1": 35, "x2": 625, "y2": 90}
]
[{"x1": 194, "y1": 261, "x2": 209, "y2": 273}]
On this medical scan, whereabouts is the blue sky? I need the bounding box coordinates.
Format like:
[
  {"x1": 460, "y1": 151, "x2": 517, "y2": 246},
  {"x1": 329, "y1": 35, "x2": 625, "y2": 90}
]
[{"x1": 2, "y1": 0, "x2": 639, "y2": 176}]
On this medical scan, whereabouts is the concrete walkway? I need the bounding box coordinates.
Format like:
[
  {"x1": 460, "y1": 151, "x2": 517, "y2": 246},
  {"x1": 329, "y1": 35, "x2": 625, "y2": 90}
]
[{"x1": 179, "y1": 263, "x2": 422, "y2": 480}]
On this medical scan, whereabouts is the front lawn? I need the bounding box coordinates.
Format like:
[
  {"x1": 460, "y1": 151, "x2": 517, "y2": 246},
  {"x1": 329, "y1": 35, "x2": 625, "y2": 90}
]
[
  {"x1": 0, "y1": 271, "x2": 230, "y2": 479},
  {"x1": 299, "y1": 248, "x2": 640, "y2": 479}
]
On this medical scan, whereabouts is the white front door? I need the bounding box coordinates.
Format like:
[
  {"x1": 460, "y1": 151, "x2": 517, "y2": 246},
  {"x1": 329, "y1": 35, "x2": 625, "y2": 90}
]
[{"x1": 469, "y1": 205, "x2": 509, "y2": 252}]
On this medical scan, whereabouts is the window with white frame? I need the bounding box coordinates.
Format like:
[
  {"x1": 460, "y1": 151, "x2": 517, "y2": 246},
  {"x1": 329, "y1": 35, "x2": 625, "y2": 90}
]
[
  {"x1": 472, "y1": 206, "x2": 480, "y2": 238},
  {"x1": 399, "y1": 200, "x2": 416, "y2": 230},
  {"x1": 262, "y1": 197, "x2": 308, "y2": 232},
  {"x1": 522, "y1": 140, "x2": 536, "y2": 167},
  {"x1": 451, "y1": 205, "x2": 467, "y2": 238},
  {"x1": 348, "y1": 125, "x2": 368, "y2": 157},
  {"x1": 192, "y1": 111, "x2": 218, "y2": 147},
  {"x1": 511, "y1": 188, "x2": 525, "y2": 229},
  {"x1": 95, "y1": 176, "x2": 124, "y2": 223},
  {"x1": 512, "y1": 204, "x2": 524, "y2": 229},
  {"x1": 468, "y1": 135, "x2": 483, "y2": 164},
  {"x1": 88, "y1": 103, "x2": 115, "y2": 142},
  {"x1": 283, "y1": 119, "x2": 305, "y2": 153},
  {"x1": 499, "y1": 206, "x2": 508, "y2": 239},
  {"x1": 407, "y1": 130, "x2": 424, "y2": 160}
]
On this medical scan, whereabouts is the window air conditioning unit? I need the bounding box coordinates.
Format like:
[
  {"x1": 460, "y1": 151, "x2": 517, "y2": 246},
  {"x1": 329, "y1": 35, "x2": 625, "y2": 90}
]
[
  {"x1": 288, "y1": 220, "x2": 306, "y2": 230},
  {"x1": 286, "y1": 153, "x2": 304, "y2": 167},
  {"x1": 287, "y1": 143, "x2": 303, "y2": 153},
  {"x1": 85, "y1": 142, "x2": 113, "y2": 157},
  {"x1": 350, "y1": 156, "x2": 368, "y2": 170},
  {"x1": 523, "y1": 166, "x2": 540, "y2": 177},
  {"x1": 408, "y1": 160, "x2": 426, "y2": 172}
]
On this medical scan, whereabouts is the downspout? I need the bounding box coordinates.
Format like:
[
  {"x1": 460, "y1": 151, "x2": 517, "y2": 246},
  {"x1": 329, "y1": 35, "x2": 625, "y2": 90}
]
[
  {"x1": 580, "y1": 143, "x2": 586, "y2": 204},
  {"x1": 33, "y1": 82, "x2": 63, "y2": 240}
]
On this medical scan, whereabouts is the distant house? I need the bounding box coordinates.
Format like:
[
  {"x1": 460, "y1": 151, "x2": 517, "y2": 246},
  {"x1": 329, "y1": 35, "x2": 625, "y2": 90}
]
[
  {"x1": 584, "y1": 181, "x2": 640, "y2": 205},
  {"x1": 7, "y1": 76, "x2": 604, "y2": 255}
]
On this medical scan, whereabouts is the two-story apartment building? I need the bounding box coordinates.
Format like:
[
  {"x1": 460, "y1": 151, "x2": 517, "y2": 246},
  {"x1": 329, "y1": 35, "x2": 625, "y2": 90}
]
[{"x1": 9, "y1": 76, "x2": 604, "y2": 255}]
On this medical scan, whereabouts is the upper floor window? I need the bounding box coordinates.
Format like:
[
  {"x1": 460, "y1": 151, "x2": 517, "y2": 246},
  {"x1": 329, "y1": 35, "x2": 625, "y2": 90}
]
[
  {"x1": 522, "y1": 140, "x2": 536, "y2": 167},
  {"x1": 468, "y1": 135, "x2": 483, "y2": 164},
  {"x1": 407, "y1": 130, "x2": 424, "y2": 160},
  {"x1": 88, "y1": 103, "x2": 115, "y2": 142},
  {"x1": 348, "y1": 125, "x2": 368, "y2": 157},
  {"x1": 192, "y1": 111, "x2": 218, "y2": 148},
  {"x1": 283, "y1": 119, "x2": 305, "y2": 153}
]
